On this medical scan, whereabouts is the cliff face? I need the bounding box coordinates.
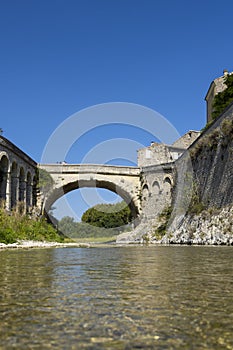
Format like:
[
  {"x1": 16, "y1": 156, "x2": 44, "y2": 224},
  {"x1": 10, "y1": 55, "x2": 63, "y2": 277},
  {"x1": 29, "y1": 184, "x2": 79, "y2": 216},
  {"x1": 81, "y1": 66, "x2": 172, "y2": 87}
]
[
  {"x1": 190, "y1": 119, "x2": 233, "y2": 209},
  {"x1": 158, "y1": 102, "x2": 233, "y2": 245},
  {"x1": 117, "y1": 102, "x2": 233, "y2": 244}
]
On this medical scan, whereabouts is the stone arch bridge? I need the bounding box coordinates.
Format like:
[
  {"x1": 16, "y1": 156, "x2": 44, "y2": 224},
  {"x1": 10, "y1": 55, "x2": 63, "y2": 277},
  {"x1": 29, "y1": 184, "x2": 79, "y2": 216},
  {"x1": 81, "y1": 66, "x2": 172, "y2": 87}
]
[
  {"x1": 38, "y1": 164, "x2": 142, "y2": 218},
  {"x1": 0, "y1": 134, "x2": 176, "y2": 221}
]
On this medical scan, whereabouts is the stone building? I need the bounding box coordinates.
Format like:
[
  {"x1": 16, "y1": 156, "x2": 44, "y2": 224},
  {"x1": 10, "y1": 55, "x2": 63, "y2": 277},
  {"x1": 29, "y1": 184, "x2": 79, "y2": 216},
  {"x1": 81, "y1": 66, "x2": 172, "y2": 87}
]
[
  {"x1": 136, "y1": 130, "x2": 200, "y2": 220},
  {"x1": 137, "y1": 130, "x2": 200, "y2": 168},
  {"x1": 205, "y1": 70, "x2": 233, "y2": 123}
]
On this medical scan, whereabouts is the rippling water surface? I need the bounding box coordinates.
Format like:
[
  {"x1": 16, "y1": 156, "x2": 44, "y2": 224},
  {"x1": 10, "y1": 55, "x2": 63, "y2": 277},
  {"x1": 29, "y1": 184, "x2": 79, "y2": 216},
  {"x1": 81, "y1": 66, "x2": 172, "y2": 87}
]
[{"x1": 0, "y1": 246, "x2": 233, "y2": 349}]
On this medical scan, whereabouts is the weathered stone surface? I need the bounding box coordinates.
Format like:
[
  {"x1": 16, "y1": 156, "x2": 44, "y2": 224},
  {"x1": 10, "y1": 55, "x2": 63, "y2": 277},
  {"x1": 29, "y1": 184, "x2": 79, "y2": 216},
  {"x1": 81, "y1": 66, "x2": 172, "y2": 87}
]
[
  {"x1": 0, "y1": 136, "x2": 37, "y2": 211},
  {"x1": 158, "y1": 206, "x2": 233, "y2": 245},
  {"x1": 118, "y1": 102, "x2": 233, "y2": 244},
  {"x1": 39, "y1": 164, "x2": 141, "y2": 219}
]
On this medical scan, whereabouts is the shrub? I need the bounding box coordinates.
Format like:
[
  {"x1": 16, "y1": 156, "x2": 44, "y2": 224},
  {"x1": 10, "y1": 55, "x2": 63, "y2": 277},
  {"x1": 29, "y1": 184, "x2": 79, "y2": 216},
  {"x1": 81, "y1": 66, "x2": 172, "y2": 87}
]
[
  {"x1": 0, "y1": 208, "x2": 63, "y2": 243},
  {"x1": 220, "y1": 118, "x2": 233, "y2": 138},
  {"x1": 188, "y1": 181, "x2": 206, "y2": 215},
  {"x1": 153, "y1": 205, "x2": 172, "y2": 240}
]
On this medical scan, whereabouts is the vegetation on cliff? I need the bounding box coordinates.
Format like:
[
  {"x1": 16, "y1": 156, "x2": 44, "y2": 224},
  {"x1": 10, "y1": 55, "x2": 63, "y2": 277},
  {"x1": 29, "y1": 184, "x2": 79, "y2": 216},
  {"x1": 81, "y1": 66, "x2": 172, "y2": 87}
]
[
  {"x1": 212, "y1": 74, "x2": 233, "y2": 120},
  {"x1": 190, "y1": 118, "x2": 233, "y2": 160},
  {"x1": 0, "y1": 207, "x2": 63, "y2": 244},
  {"x1": 150, "y1": 205, "x2": 172, "y2": 242}
]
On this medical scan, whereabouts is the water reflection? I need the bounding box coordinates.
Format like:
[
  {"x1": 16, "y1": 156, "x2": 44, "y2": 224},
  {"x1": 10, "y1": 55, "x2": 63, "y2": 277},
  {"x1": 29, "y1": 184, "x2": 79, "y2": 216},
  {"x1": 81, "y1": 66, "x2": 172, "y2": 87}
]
[{"x1": 0, "y1": 246, "x2": 233, "y2": 349}]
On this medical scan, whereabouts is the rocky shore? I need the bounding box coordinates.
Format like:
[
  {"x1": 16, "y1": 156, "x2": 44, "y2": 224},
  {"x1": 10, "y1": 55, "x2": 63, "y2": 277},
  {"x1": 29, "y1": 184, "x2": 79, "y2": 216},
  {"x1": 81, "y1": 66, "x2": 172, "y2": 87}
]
[
  {"x1": 117, "y1": 205, "x2": 233, "y2": 245},
  {"x1": 158, "y1": 206, "x2": 233, "y2": 245}
]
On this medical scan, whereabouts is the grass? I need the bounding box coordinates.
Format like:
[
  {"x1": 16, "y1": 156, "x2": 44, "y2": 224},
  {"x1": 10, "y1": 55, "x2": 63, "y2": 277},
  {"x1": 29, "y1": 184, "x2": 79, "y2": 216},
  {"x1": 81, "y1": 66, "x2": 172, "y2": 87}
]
[{"x1": 0, "y1": 207, "x2": 64, "y2": 244}]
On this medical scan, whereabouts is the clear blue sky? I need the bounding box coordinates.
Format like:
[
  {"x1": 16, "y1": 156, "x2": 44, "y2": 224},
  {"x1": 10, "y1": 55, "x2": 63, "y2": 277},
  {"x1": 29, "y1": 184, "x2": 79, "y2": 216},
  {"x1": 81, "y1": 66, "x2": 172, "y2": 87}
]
[{"x1": 1, "y1": 0, "x2": 233, "y2": 220}]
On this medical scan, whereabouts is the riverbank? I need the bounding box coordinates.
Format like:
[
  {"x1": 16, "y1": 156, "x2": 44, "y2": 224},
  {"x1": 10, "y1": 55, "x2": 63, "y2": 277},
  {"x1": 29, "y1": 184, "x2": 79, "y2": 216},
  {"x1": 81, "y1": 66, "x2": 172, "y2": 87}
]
[
  {"x1": 0, "y1": 240, "x2": 90, "y2": 250},
  {"x1": 117, "y1": 205, "x2": 233, "y2": 245},
  {"x1": 158, "y1": 205, "x2": 233, "y2": 245}
]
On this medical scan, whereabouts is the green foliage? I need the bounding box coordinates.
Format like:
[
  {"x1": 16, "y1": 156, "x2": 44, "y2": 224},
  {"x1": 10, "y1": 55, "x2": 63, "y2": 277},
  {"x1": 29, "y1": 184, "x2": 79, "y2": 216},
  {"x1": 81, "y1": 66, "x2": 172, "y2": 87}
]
[
  {"x1": 188, "y1": 181, "x2": 206, "y2": 215},
  {"x1": 58, "y1": 201, "x2": 132, "y2": 238},
  {"x1": 38, "y1": 168, "x2": 54, "y2": 193},
  {"x1": 212, "y1": 74, "x2": 233, "y2": 120},
  {"x1": 201, "y1": 120, "x2": 214, "y2": 133},
  {"x1": 153, "y1": 205, "x2": 172, "y2": 240},
  {"x1": 190, "y1": 130, "x2": 220, "y2": 160},
  {"x1": 220, "y1": 118, "x2": 233, "y2": 138},
  {"x1": 58, "y1": 217, "x2": 126, "y2": 238},
  {"x1": 0, "y1": 208, "x2": 63, "y2": 244},
  {"x1": 81, "y1": 201, "x2": 132, "y2": 228}
]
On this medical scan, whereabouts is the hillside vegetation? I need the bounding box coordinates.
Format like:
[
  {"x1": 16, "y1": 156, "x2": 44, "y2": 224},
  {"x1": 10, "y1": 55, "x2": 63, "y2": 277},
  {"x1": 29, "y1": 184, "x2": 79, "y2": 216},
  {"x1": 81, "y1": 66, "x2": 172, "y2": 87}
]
[
  {"x1": 0, "y1": 207, "x2": 63, "y2": 244},
  {"x1": 59, "y1": 201, "x2": 132, "y2": 238}
]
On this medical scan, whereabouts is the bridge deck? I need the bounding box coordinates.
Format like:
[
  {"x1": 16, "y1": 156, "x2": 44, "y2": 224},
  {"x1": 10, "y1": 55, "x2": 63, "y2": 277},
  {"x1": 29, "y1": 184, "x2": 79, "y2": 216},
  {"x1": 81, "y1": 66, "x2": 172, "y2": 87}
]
[{"x1": 39, "y1": 164, "x2": 140, "y2": 176}]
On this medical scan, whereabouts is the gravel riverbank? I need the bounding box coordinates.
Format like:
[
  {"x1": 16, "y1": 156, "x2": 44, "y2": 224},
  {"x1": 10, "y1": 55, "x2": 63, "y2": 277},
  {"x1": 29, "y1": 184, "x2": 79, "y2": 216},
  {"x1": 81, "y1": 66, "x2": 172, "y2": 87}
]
[{"x1": 0, "y1": 240, "x2": 90, "y2": 250}]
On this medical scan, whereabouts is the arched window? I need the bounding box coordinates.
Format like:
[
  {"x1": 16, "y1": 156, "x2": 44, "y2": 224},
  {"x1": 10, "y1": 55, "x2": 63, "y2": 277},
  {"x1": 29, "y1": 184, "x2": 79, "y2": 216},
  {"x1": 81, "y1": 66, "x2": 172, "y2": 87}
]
[
  {"x1": 142, "y1": 184, "x2": 149, "y2": 201},
  {"x1": 152, "y1": 180, "x2": 160, "y2": 196},
  {"x1": 163, "y1": 177, "x2": 172, "y2": 196}
]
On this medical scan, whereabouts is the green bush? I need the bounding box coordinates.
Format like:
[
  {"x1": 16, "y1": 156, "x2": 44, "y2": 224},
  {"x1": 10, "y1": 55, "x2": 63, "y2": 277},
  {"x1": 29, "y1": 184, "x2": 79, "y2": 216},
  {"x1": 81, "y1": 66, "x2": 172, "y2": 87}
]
[
  {"x1": 188, "y1": 181, "x2": 206, "y2": 215},
  {"x1": 153, "y1": 205, "x2": 172, "y2": 240},
  {"x1": 81, "y1": 201, "x2": 132, "y2": 229},
  {"x1": 220, "y1": 118, "x2": 233, "y2": 138},
  {"x1": 0, "y1": 208, "x2": 63, "y2": 243},
  {"x1": 212, "y1": 74, "x2": 233, "y2": 120}
]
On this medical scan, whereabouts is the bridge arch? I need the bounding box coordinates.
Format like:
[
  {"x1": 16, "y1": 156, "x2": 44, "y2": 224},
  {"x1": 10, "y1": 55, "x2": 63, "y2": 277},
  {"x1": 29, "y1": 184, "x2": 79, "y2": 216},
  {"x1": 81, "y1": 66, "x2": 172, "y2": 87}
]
[{"x1": 44, "y1": 178, "x2": 140, "y2": 220}]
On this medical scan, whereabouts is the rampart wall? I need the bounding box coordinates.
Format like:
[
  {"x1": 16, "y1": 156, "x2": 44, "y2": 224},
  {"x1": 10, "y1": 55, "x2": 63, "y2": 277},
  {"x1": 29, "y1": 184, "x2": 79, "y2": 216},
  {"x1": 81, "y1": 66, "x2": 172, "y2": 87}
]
[{"x1": 185, "y1": 101, "x2": 233, "y2": 209}]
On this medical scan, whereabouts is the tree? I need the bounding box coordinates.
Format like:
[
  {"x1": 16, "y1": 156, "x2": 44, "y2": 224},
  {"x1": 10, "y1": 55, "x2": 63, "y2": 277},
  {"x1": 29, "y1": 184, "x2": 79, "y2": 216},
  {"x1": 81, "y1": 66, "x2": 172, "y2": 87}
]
[
  {"x1": 38, "y1": 168, "x2": 54, "y2": 193},
  {"x1": 212, "y1": 74, "x2": 233, "y2": 120},
  {"x1": 81, "y1": 201, "x2": 132, "y2": 228},
  {"x1": 38, "y1": 168, "x2": 54, "y2": 214},
  {"x1": 58, "y1": 216, "x2": 76, "y2": 235}
]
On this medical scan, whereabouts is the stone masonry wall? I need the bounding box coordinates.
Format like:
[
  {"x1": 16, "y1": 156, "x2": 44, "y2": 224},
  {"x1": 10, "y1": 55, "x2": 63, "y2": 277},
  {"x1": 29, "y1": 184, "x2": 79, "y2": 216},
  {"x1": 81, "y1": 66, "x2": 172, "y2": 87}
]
[
  {"x1": 117, "y1": 101, "x2": 233, "y2": 244},
  {"x1": 153, "y1": 102, "x2": 233, "y2": 245},
  {"x1": 188, "y1": 102, "x2": 233, "y2": 209}
]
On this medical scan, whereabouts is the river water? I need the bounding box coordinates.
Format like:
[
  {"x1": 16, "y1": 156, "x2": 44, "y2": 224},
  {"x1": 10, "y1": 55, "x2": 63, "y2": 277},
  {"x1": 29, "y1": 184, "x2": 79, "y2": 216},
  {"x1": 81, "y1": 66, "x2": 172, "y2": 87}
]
[{"x1": 0, "y1": 246, "x2": 233, "y2": 349}]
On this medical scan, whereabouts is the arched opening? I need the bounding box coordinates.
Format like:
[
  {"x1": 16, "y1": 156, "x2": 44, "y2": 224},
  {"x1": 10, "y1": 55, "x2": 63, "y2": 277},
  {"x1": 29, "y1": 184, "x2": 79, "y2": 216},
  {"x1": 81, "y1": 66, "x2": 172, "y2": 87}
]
[
  {"x1": 142, "y1": 184, "x2": 149, "y2": 202},
  {"x1": 26, "y1": 172, "x2": 32, "y2": 210},
  {"x1": 152, "y1": 180, "x2": 160, "y2": 196},
  {"x1": 47, "y1": 186, "x2": 135, "y2": 239},
  {"x1": 0, "y1": 155, "x2": 9, "y2": 204},
  {"x1": 44, "y1": 179, "x2": 139, "y2": 226},
  {"x1": 18, "y1": 167, "x2": 25, "y2": 202},
  {"x1": 163, "y1": 177, "x2": 172, "y2": 197},
  {"x1": 11, "y1": 162, "x2": 18, "y2": 209}
]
